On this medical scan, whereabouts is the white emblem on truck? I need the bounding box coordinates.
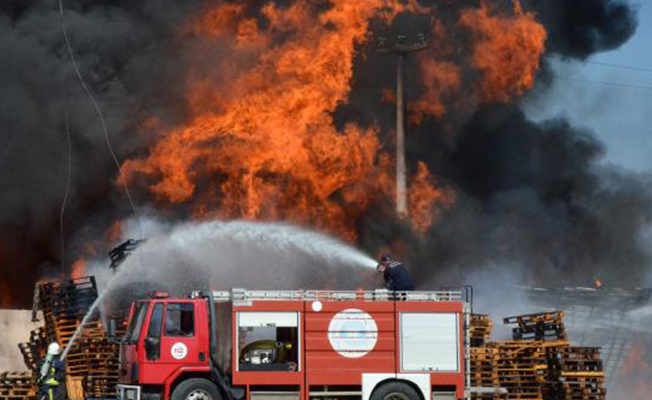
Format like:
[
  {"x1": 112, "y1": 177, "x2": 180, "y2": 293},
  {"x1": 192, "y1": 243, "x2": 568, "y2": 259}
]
[
  {"x1": 328, "y1": 308, "x2": 378, "y2": 358},
  {"x1": 171, "y1": 342, "x2": 188, "y2": 360}
]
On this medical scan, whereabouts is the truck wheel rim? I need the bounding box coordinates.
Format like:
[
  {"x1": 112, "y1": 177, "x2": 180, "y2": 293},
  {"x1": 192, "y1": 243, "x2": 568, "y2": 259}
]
[
  {"x1": 383, "y1": 393, "x2": 409, "y2": 400},
  {"x1": 187, "y1": 389, "x2": 212, "y2": 400}
]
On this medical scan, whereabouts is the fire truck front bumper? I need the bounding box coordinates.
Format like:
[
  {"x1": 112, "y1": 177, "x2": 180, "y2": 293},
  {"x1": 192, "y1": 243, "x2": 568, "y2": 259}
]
[{"x1": 118, "y1": 384, "x2": 141, "y2": 400}]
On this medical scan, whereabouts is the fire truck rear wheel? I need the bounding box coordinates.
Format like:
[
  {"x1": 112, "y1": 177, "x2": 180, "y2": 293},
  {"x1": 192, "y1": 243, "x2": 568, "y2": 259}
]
[
  {"x1": 371, "y1": 382, "x2": 420, "y2": 400},
  {"x1": 172, "y1": 378, "x2": 223, "y2": 400}
]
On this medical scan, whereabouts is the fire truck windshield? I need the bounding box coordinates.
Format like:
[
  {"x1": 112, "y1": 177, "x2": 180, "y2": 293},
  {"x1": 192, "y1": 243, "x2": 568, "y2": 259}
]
[{"x1": 125, "y1": 302, "x2": 149, "y2": 343}]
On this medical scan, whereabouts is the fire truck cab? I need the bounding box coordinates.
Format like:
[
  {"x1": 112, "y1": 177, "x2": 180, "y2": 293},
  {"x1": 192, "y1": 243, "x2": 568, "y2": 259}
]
[{"x1": 117, "y1": 289, "x2": 470, "y2": 400}]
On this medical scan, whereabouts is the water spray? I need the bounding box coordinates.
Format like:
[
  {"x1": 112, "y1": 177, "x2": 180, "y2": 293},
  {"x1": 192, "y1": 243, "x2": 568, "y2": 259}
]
[
  {"x1": 61, "y1": 220, "x2": 378, "y2": 358},
  {"x1": 180, "y1": 221, "x2": 378, "y2": 269}
]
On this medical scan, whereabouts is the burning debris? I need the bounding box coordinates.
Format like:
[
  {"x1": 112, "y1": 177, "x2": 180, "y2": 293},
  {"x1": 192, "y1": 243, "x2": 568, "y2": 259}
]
[{"x1": 108, "y1": 239, "x2": 145, "y2": 272}]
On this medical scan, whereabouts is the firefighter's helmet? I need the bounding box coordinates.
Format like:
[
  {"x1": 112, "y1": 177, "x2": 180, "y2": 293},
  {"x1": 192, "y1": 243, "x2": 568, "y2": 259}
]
[{"x1": 47, "y1": 342, "x2": 61, "y2": 356}]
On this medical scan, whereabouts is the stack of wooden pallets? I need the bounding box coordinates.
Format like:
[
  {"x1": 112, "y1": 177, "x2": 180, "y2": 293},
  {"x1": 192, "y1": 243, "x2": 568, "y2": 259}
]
[
  {"x1": 470, "y1": 346, "x2": 502, "y2": 399},
  {"x1": 504, "y1": 312, "x2": 567, "y2": 342},
  {"x1": 471, "y1": 314, "x2": 494, "y2": 347},
  {"x1": 0, "y1": 371, "x2": 37, "y2": 400},
  {"x1": 66, "y1": 323, "x2": 120, "y2": 399},
  {"x1": 469, "y1": 314, "x2": 504, "y2": 399},
  {"x1": 3, "y1": 276, "x2": 124, "y2": 400},
  {"x1": 489, "y1": 341, "x2": 550, "y2": 400},
  {"x1": 2, "y1": 278, "x2": 98, "y2": 400},
  {"x1": 17, "y1": 277, "x2": 99, "y2": 374},
  {"x1": 544, "y1": 346, "x2": 606, "y2": 400},
  {"x1": 469, "y1": 311, "x2": 606, "y2": 400},
  {"x1": 40, "y1": 277, "x2": 99, "y2": 348}
]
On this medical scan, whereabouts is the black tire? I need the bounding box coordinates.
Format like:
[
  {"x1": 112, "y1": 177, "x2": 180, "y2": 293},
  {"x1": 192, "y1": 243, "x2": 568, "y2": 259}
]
[
  {"x1": 171, "y1": 378, "x2": 223, "y2": 400},
  {"x1": 370, "y1": 382, "x2": 421, "y2": 400}
]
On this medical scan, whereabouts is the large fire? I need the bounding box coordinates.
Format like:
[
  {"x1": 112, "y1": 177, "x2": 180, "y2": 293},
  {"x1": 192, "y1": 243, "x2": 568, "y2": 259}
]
[{"x1": 122, "y1": 0, "x2": 545, "y2": 242}]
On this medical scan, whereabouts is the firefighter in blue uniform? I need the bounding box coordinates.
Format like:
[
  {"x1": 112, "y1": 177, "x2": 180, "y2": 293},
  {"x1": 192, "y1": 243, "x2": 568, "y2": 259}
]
[
  {"x1": 38, "y1": 342, "x2": 66, "y2": 400},
  {"x1": 376, "y1": 254, "x2": 415, "y2": 292}
]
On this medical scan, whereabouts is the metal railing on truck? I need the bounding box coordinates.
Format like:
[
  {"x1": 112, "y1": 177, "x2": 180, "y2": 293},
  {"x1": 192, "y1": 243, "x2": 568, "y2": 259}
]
[{"x1": 191, "y1": 289, "x2": 463, "y2": 302}]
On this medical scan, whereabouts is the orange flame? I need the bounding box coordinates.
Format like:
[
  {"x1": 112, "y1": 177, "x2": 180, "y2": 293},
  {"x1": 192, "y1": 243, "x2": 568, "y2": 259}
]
[
  {"x1": 407, "y1": 1, "x2": 546, "y2": 123},
  {"x1": 408, "y1": 162, "x2": 455, "y2": 234},
  {"x1": 460, "y1": 0, "x2": 546, "y2": 103},
  {"x1": 409, "y1": 58, "x2": 461, "y2": 125},
  {"x1": 70, "y1": 258, "x2": 87, "y2": 279},
  {"x1": 123, "y1": 0, "x2": 453, "y2": 240},
  {"x1": 105, "y1": 220, "x2": 123, "y2": 243}
]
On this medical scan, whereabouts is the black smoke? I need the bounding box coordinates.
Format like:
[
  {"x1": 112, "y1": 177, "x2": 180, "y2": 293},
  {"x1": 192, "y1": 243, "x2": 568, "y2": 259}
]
[
  {"x1": 0, "y1": 0, "x2": 211, "y2": 307},
  {"x1": 413, "y1": 106, "x2": 652, "y2": 286},
  {"x1": 522, "y1": 0, "x2": 638, "y2": 60}
]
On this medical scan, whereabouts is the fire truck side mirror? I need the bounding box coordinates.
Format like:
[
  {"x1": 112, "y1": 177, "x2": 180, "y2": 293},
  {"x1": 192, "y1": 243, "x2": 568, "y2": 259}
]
[{"x1": 107, "y1": 319, "x2": 117, "y2": 338}]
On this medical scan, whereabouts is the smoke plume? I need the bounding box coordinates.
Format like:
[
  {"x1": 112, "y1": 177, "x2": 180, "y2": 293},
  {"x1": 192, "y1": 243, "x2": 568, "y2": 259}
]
[{"x1": 522, "y1": 0, "x2": 638, "y2": 59}]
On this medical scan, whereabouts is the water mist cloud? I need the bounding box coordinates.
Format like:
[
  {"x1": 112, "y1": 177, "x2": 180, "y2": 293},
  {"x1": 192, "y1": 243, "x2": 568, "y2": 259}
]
[{"x1": 90, "y1": 218, "x2": 380, "y2": 298}]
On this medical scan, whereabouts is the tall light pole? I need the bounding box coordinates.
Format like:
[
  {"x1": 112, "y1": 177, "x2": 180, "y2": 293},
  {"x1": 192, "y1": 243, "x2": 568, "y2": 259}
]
[{"x1": 378, "y1": 34, "x2": 427, "y2": 217}]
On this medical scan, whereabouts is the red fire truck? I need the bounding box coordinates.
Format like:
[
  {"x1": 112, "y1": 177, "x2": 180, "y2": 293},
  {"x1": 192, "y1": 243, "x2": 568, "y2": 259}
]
[{"x1": 116, "y1": 289, "x2": 471, "y2": 400}]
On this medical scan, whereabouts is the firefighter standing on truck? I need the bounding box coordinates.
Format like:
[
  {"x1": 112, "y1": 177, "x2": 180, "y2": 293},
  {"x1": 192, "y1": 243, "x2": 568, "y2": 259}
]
[
  {"x1": 37, "y1": 342, "x2": 66, "y2": 400},
  {"x1": 376, "y1": 254, "x2": 415, "y2": 291}
]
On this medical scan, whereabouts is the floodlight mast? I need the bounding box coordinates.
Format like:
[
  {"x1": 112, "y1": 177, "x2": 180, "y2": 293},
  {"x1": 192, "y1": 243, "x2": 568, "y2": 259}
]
[{"x1": 378, "y1": 34, "x2": 427, "y2": 217}]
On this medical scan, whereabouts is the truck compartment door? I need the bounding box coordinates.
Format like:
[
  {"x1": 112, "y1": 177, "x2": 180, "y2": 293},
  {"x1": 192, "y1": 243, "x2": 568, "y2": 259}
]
[{"x1": 400, "y1": 313, "x2": 460, "y2": 372}]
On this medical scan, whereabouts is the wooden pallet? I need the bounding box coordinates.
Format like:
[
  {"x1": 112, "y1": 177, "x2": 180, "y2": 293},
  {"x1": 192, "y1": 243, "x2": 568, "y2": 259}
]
[
  {"x1": 0, "y1": 372, "x2": 37, "y2": 400},
  {"x1": 504, "y1": 311, "x2": 565, "y2": 324},
  {"x1": 504, "y1": 312, "x2": 567, "y2": 342}
]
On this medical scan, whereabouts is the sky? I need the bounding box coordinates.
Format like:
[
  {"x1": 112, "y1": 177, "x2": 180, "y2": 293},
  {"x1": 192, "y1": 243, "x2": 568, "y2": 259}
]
[{"x1": 525, "y1": 1, "x2": 652, "y2": 172}]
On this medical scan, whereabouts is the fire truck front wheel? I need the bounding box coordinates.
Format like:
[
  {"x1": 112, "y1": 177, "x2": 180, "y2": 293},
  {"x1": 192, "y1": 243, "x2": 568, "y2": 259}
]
[
  {"x1": 172, "y1": 378, "x2": 223, "y2": 400},
  {"x1": 370, "y1": 382, "x2": 420, "y2": 400}
]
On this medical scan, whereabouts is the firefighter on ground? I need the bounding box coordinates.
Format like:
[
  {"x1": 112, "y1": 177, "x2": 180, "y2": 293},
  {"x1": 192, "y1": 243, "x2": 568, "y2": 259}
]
[
  {"x1": 37, "y1": 342, "x2": 66, "y2": 400},
  {"x1": 376, "y1": 254, "x2": 415, "y2": 291}
]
